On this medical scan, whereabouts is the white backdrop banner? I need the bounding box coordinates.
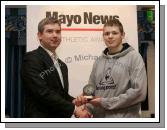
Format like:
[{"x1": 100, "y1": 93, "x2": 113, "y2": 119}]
[{"x1": 27, "y1": 5, "x2": 138, "y2": 97}]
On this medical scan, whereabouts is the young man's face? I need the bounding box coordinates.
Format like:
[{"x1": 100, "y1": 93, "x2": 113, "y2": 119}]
[
  {"x1": 103, "y1": 25, "x2": 125, "y2": 49},
  {"x1": 38, "y1": 23, "x2": 61, "y2": 52}
]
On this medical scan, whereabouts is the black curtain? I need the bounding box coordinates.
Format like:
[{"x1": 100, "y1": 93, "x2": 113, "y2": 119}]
[
  {"x1": 5, "y1": 7, "x2": 26, "y2": 118},
  {"x1": 139, "y1": 41, "x2": 149, "y2": 110}
]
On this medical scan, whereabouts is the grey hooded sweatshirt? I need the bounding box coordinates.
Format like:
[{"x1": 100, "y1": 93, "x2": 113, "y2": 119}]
[{"x1": 87, "y1": 43, "x2": 147, "y2": 118}]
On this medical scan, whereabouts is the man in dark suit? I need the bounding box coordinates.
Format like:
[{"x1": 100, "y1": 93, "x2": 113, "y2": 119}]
[{"x1": 21, "y1": 17, "x2": 90, "y2": 118}]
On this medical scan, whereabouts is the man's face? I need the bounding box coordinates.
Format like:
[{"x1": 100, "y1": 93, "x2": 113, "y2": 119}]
[
  {"x1": 38, "y1": 23, "x2": 61, "y2": 51},
  {"x1": 103, "y1": 25, "x2": 124, "y2": 49}
]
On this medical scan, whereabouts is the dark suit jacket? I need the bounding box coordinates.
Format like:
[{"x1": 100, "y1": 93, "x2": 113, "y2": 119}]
[{"x1": 21, "y1": 46, "x2": 75, "y2": 118}]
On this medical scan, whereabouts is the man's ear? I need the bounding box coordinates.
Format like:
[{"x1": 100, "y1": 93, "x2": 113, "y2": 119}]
[
  {"x1": 122, "y1": 32, "x2": 125, "y2": 39},
  {"x1": 37, "y1": 32, "x2": 42, "y2": 40}
]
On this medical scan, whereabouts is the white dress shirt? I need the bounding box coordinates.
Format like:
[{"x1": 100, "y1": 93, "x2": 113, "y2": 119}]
[{"x1": 40, "y1": 45, "x2": 64, "y2": 88}]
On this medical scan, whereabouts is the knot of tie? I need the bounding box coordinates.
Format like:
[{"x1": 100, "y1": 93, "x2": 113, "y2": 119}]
[{"x1": 52, "y1": 53, "x2": 58, "y2": 60}]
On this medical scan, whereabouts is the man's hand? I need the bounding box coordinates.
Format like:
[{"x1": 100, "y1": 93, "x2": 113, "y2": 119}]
[
  {"x1": 74, "y1": 105, "x2": 92, "y2": 118},
  {"x1": 88, "y1": 97, "x2": 101, "y2": 106},
  {"x1": 72, "y1": 94, "x2": 88, "y2": 106}
]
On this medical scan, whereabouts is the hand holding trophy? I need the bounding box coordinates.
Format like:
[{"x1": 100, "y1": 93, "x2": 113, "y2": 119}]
[
  {"x1": 83, "y1": 84, "x2": 95, "y2": 101},
  {"x1": 83, "y1": 84, "x2": 101, "y2": 106}
]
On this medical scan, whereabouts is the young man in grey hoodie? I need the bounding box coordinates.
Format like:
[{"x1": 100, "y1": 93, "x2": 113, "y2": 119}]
[{"x1": 85, "y1": 19, "x2": 147, "y2": 118}]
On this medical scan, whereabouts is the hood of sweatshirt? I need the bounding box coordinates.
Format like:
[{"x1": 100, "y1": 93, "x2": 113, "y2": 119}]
[{"x1": 102, "y1": 43, "x2": 134, "y2": 59}]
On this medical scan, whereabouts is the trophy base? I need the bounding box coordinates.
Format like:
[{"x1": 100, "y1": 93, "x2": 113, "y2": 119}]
[{"x1": 84, "y1": 96, "x2": 93, "y2": 101}]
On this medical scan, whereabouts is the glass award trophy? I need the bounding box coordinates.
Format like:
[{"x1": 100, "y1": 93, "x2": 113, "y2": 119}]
[{"x1": 83, "y1": 84, "x2": 95, "y2": 101}]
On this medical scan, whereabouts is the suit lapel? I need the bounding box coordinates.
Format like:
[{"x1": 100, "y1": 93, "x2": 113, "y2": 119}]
[
  {"x1": 37, "y1": 47, "x2": 65, "y2": 90},
  {"x1": 37, "y1": 46, "x2": 54, "y2": 67},
  {"x1": 58, "y1": 59, "x2": 68, "y2": 92}
]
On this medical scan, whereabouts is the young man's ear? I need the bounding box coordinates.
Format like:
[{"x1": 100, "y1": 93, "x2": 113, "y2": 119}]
[{"x1": 122, "y1": 32, "x2": 125, "y2": 39}]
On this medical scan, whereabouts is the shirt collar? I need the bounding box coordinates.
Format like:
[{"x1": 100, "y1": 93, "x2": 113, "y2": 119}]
[{"x1": 40, "y1": 45, "x2": 58, "y2": 60}]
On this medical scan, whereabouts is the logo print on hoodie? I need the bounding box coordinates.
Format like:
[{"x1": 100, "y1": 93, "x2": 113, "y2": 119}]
[{"x1": 97, "y1": 68, "x2": 116, "y2": 90}]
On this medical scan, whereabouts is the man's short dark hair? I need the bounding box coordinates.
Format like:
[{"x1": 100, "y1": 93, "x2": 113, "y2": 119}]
[
  {"x1": 103, "y1": 19, "x2": 124, "y2": 34},
  {"x1": 38, "y1": 17, "x2": 61, "y2": 33}
]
